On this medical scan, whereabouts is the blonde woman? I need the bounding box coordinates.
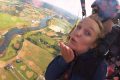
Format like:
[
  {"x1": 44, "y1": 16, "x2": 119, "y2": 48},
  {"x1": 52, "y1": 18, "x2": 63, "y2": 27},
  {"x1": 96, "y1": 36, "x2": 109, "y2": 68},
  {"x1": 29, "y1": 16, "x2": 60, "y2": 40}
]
[{"x1": 45, "y1": 14, "x2": 107, "y2": 80}]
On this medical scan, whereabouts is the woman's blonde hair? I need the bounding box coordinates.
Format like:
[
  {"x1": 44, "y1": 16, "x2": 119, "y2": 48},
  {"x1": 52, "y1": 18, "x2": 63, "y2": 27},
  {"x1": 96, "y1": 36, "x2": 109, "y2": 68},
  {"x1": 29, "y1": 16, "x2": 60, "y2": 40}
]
[
  {"x1": 67, "y1": 14, "x2": 105, "y2": 43},
  {"x1": 89, "y1": 14, "x2": 105, "y2": 38}
]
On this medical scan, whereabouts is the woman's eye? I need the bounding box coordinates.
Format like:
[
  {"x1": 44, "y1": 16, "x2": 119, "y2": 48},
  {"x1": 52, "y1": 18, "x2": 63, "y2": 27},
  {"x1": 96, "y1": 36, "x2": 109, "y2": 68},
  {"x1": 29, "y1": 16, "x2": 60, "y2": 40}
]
[
  {"x1": 76, "y1": 26, "x2": 81, "y2": 30},
  {"x1": 84, "y1": 31, "x2": 91, "y2": 36}
]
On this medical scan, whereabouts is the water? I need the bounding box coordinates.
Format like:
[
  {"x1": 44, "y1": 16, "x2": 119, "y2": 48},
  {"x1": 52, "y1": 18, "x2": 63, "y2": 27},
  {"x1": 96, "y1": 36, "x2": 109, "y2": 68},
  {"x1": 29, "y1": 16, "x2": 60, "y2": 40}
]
[{"x1": 0, "y1": 16, "x2": 52, "y2": 54}]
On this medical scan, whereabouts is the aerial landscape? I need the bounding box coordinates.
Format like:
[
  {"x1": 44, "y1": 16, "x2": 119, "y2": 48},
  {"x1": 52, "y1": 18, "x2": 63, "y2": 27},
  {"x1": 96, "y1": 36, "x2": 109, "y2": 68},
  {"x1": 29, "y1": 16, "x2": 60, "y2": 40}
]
[{"x1": 0, "y1": 0, "x2": 77, "y2": 80}]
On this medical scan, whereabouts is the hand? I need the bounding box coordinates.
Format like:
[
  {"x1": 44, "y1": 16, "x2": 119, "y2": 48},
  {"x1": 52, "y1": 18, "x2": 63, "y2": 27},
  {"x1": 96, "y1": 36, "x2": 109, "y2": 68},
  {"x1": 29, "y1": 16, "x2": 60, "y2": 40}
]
[{"x1": 59, "y1": 42, "x2": 75, "y2": 63}]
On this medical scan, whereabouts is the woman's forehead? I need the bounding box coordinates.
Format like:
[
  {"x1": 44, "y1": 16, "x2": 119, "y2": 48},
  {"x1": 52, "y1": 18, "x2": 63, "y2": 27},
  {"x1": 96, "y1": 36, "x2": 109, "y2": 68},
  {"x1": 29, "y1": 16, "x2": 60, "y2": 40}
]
[
  {"x1": 79, "y1": 17, "x2": 98, "y2": 27},
  {"x1": 78, "y1": 17, "x2": 101, "y2": 33}
]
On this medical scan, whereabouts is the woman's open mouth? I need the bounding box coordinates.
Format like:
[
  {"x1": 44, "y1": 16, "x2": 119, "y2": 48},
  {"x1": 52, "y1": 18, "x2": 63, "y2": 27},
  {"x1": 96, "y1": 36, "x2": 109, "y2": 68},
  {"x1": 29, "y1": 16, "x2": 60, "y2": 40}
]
[{"x1": 70, "y1": 37, "x2": 77, "y2": 43}]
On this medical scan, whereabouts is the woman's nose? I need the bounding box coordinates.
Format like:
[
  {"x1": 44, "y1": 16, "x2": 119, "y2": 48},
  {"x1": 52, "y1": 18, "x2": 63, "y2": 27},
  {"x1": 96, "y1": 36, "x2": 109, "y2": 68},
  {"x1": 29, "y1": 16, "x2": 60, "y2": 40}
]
[{"x1": 75, "y1": 30, "x2": 83, "y2": 37}]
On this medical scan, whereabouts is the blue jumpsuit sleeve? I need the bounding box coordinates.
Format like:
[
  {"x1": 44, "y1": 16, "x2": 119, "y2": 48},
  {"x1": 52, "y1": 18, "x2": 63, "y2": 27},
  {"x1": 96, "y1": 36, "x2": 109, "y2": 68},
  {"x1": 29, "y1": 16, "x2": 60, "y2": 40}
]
[
  {"x1": 45, "y1": 55, "x2": 69, "y2": 80},
  {"x1": 93, "y1": 60, "x2": 107, "y2": 80}
]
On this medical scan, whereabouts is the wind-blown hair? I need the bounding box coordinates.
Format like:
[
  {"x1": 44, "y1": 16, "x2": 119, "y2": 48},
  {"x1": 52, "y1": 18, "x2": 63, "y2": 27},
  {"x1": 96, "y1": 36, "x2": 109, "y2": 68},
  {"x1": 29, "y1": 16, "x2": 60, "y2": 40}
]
[{"x1": 67, "y1": 14, "x2": 105, "y2": 44}]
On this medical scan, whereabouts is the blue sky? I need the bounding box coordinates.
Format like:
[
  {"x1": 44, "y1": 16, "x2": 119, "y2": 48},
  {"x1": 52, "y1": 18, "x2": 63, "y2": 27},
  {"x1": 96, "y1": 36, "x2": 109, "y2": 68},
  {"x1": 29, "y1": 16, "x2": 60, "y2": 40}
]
[{"x1": 41, "y1": 0, "x2": 120, "y2": 18}]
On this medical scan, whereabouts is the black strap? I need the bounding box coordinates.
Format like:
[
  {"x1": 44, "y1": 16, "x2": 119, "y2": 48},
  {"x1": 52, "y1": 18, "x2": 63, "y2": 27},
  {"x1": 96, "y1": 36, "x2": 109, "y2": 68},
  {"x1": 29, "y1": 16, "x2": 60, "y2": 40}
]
[{"x1": 80, "y1": 0, "x2": 86, "y2": 18}]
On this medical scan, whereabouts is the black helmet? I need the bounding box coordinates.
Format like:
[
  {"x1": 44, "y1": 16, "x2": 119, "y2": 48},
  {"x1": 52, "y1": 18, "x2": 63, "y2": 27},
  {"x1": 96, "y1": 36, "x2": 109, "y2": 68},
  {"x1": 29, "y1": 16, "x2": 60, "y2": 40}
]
[{"x1": 91, "y1": 0, "x2": 120, "y2": 22}]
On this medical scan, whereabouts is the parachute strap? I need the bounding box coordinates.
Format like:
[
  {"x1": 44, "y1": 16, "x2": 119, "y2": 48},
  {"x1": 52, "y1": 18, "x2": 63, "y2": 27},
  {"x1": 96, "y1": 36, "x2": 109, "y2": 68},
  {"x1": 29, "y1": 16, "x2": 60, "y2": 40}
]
[{"x1": 80, "y1": 0, "x2": 86, "y2": 18}]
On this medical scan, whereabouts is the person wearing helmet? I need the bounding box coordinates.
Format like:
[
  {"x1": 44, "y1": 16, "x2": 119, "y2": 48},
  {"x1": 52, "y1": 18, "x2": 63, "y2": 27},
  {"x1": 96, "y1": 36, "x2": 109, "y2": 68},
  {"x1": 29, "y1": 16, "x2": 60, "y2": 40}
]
[{"x1": 91, "y1": 0, "x2": 120, "y2": 79}]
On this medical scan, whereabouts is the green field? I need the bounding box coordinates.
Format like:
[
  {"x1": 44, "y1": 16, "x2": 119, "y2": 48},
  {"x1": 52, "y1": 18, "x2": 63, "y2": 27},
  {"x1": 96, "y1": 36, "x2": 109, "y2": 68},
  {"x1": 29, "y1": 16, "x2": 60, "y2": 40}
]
[
  {"x1": 0, "y1": 30, "x2": 60, "y2": 77},
  {"x1": 0, "y1": 0, "x2": 74, "y2": 80},
  {"x1": 13, "y1": 60, "x2": 38, "y2": 80},
  {"x1": 21, "y1": 38, "x2": 57, "y2": 71},
  {"x1": 0, "y1": 68, "x2": 17, "y2": 80},
  {"x1": 48, "y1": 18, "x2": 72, "y2": 34},
  {"x1": 22, "y1": 45, "x2": 54, "y2": 73},
  {"x1": 0, "y1": 60, "x2": 38, "y2": 80},
  {"x1": 0, "y1": 35, "x2": 23, "y2": 61},
  {"x1": 0, "y1": 13, "x2": 29, "y2": 30}
]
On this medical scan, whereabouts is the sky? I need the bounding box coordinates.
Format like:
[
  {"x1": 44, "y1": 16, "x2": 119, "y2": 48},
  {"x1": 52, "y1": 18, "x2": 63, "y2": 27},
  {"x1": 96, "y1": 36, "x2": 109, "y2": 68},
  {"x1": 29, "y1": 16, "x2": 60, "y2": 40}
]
[
  {"x1": 40, "y1": 0, "x2": 120, "y2": 18},
  {"x1": 40, "y1": 0, "x2": 95, "y2": 17}
]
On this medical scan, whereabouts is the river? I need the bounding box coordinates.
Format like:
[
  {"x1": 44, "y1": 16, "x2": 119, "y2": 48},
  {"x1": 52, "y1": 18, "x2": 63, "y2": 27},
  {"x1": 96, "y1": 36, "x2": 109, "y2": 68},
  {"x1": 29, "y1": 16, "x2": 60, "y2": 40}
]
[{"x1": 0, "y1": 16, "x2": 52, "y2": 54}]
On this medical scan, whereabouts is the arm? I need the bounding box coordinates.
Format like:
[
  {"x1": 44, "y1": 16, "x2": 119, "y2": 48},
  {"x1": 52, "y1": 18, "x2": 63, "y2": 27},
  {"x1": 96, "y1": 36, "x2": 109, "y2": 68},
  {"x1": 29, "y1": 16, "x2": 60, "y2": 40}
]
[
  {"x1": 45, "y1": 42, "x2": 75, "y2": 80},
  {"x1": 45, "y1": 55, "x2": 69, "y2": 80}
]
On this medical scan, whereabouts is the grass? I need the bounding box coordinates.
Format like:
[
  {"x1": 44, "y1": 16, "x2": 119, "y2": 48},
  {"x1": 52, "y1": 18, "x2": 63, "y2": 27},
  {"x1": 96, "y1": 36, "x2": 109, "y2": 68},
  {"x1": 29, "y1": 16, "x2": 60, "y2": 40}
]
[
  {"x1": 24, "y1": 31, "x2": 61, "y2": 74},
  {"x1": 18, "y1": 40, "x2": 55, "y2": 75},
  {"x1": 0, "y1": 35, "x2": 23, "y2": 61},
  {"x1": 1, "y1": 59, "x2": 38, "y2": 80},
  {"x1": 27, "y1": 32, "x2": 56, "y2": 46},
  {"x1": 0, "y1": 44, "x2": 17, "y2": 61},
  {"x1": 25, "y1": 46, "x2": 54, "y2": 71},
  {"x1": 48, "y1": 18, "x2": 72, "y2": 34},
  {"x1": 13, "y1": 60, "x2": 38, "y2": 80},
  {"x1": 23, "y1": 31, "x2": 35, "y2": 39},
  {"x1": 0, "y1": 13, "x2": 29, "y2": 30},
  {"x1": 0, "y1": 1, "x2": 73, "y2": 79},
  {"x1": 36, "y1": 33, "x2": 55, "y2": 45},
  {"x1": 0, "y1": 36, "x2": 4, "y2": 44},
  {"x1": 0, "y1": 68, "x2": 17, "y2": 80},
  {"x1": 1, "y1": 46, "x2": 16, "y2": 61}
]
